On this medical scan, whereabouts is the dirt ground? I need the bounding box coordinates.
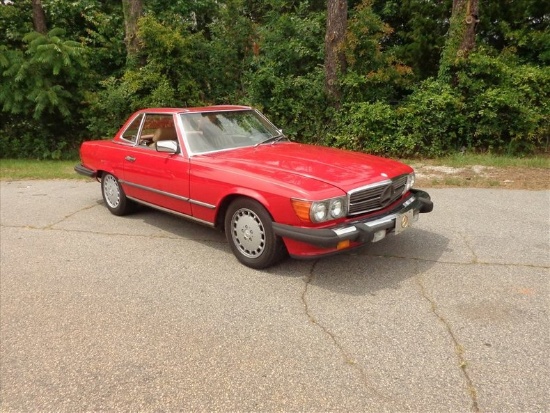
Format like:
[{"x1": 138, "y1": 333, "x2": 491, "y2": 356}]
[{"x1": 412, "y1": 164, "x2": 550, "y2": 190}]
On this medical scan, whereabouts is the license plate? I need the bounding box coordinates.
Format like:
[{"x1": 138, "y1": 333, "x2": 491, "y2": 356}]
[{"x1": 395, "y1": 209, "x2": 414, "y2": 234}]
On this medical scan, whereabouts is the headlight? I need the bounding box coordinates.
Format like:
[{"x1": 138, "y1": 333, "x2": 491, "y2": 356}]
[
  {"x1": 311, "y1": 202, "x2": 328, "y2": 221},
  {"x1": 330, "y1": 198, "x2": 344, "y2": 217},
  {"x1": 405, "y1": 172, "x2": 415, "y2": 192},
  {"x1": 291, "y1": 196, "x2": 347, "y2": 223}
]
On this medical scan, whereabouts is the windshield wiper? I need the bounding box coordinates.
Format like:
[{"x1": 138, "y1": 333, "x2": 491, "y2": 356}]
[{"x1": 255, "y1": 134, "x2": 287, "y2": 147}]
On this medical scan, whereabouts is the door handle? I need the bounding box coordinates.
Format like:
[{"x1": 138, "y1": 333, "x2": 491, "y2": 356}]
[{"x1": 125, "y1": 156, "x2": 136, "y2": 162}]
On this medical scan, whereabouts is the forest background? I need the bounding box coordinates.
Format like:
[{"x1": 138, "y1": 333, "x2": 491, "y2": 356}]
[{"x1": 0, "y1": 0, "x2": 548, "y2": 160}]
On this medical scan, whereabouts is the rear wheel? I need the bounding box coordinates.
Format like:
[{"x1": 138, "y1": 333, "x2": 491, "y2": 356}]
[
  {"x1": 101, "y1": 173, "x2": 133, "y2": 216},
  {"x1": 225, "y1": 198, "x2": 287, "y2": 269}
]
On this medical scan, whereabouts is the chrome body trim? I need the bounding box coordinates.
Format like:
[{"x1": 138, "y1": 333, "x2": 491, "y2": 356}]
[
  {"x1": 120, "y1": 180, "x2": 189, "y2": 202},
  {"x1": 333, "y1": 226, "x2": 357, "y2": 236},
  {"x1": 189, "y1": 199, "x2": 216, "y2": 209},
  {"x1": 126, "y1": 197, "x2": 215, "y2": 227},
  {"x1": 119, "y1": 180, "x2": 216, "y2": 209}
]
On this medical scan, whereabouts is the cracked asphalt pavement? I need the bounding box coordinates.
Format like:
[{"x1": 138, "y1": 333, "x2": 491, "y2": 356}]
[{"x1": 1, "y1": 180, "x2": 548, "y2": 412}]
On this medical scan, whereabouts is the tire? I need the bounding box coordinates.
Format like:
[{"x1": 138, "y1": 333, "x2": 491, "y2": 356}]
[
  {"x1": 101, "y1": 173, "x2": 133, "y2": 216},
  {"x1": 224, "y1": 198, "x2": 287, "y2": 269}
]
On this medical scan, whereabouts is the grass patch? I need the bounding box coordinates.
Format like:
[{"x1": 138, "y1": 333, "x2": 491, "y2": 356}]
[
  {"x1": 404, "y1": 153, "x2": 550, "y2": 168},
  {"x1": 1, "y1": 153, "x2": 549, "y2": 183},
  {"x1": 0, "y1": 159, "x2": 85, "y2": 181}
]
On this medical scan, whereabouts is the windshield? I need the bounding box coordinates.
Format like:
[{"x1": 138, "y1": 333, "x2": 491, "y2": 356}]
[{"x1": 180, "y1": 109, "x2": 283, "y2": 154}]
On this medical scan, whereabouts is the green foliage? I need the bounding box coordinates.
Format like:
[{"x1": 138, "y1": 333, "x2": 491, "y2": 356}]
[
  {"x1": 85, "y1": 15, "x2": 209, "y2": 136},
  {"x1": 373, "y1": 0, "x2": 452, "y2": 80},
  {"x1": 328, "y1": 83, "x2": 465, "y2": 157},
  {"x1": 0, "y1": 115, "x2": 79, "y2": 160},
  {"x1": 0, "y1": 0, "x2": 33, "y2": 48},
  {"x1": 147, "y1": 0, "x2": 220, "y2": 32},
  {"x1": 246, "y1": 65, "x2": 328, "y2": 140},
  {"x1": 1, "y1": 0, "x2": 549, "y2": 158},
  {"x1": 342, "y1": 0, "x2": 415, "y2": 104},
  {"x1": 203, "y1": 0, "x2": 257, "y2": 102},
  {"x1": 330, "y1": 55, "x2": 549, "y2": 157},
  {"x1": 0, "y1": 27, "x2": 89, "y2": 159},
  {"x1": 327, "y1": 101, "x2": 401, "y2": 153},
  {"x1": 456, "y1": 50, "x2": 550, "y2": 154},
  {"x1": 0, "y1": 28, "x2": 87, "y2": 118},
  {"x1": 397, "y1": 80, "x2": 467, "y2": 156},
  {"x1": 479, "y1": 0, "x2": 550, "y2": 65},
  {"x1": 261, "y1": 5, "x2": 325, "y2": 77},
  {"x1": 244, "y1": 2, "x2": 329, "y2": 140}
]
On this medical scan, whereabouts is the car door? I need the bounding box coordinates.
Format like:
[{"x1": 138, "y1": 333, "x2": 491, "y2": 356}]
[{"x1": 120, "y1": 113, "x2": 192, "y2": 215}]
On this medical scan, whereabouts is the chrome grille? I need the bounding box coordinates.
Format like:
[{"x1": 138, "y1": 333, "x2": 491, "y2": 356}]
[{"x1": 348, "y1": 175, "x2": 408, "y2": 216}]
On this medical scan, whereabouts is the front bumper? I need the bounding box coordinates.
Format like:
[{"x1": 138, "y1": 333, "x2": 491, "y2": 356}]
[{"x1": 272, "y1": 189, "x2": 433, "y2": 249}]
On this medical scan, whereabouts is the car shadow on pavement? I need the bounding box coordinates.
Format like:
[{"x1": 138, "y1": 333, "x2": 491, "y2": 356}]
[
  {"x1": 273, "y1": 228, "x2": 450, "y2": 297},
  {"x1": 115, "y1": 204, "x2": 230, "y2": 250},
  {"x1": 117, "y1": 204, "x2": 449, "y2": 297}
]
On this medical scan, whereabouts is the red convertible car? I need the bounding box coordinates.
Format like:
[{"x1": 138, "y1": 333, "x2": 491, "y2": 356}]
[{"x1": 75, "y1": 106, "x2": 433, "y2": 269}]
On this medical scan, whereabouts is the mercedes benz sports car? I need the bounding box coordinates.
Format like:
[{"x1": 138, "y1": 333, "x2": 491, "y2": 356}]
[{"x1": 75, "y1": 106, "x2": 433, "y2": 269}]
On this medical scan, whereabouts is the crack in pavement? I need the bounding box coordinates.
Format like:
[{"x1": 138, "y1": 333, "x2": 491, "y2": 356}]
[
  {"x1": 300, "y1": 260, "x2": 393, "y2": 404},
  {"x1": 459, "y1": 232, "x2": 479, "y2": 264},
  {"x1": 43, "y1": 203, "x2": 100, "y2": 229},
  {"x1": 0, "y1": 224, "x2": 227, "y2": 244},
  {"x1": 366, "y1": 253, "x2": 548, "y2": 270},
  {"x1": 416, "y1": 268, "x2": 480, "y2": 413},
  {"x1": 1, "y1": 202, "x2": 227, "y2": 244}
]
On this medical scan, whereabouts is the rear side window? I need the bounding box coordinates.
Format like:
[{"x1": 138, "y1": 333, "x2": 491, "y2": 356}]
[{"x1": 121, "y1": 114, "x2": 143, "y2": 144}]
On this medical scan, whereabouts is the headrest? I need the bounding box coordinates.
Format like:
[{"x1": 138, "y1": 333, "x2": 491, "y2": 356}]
[{"x1": 153, "y1": 127, "x2": 178, "y2": 142}]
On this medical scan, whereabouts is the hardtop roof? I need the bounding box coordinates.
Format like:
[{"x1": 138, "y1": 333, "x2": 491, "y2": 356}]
[{"x1": 138, "y1": 105, "x2": 252, "y2": 114}]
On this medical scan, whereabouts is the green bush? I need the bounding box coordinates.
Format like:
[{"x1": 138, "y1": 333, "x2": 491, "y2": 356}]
[
  {"x1": 245, "y1": 66, "x2": 329, "y2": 141},
  {"x1": 0, "y1": 117, "x2": 78, "y2": 160},
  {"x1": 328, "y1": 53, "x2": 549, "y2": 157},
  {"x1": 327, "y1": 102, "x2": 400, "y2": 153},
  {"x1": 456, "y1": 51, "x2": 550, "y2": 154},
  {"x1": 397, "y1": 80, "x2": 467, "y2": 156},
  {"x1": 328, "y1": 81, "x2": 466, "y2": 157}
]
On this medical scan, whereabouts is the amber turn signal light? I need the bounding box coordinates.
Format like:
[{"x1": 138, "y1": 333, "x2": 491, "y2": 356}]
[{"x1": 291, "y1": 199, "x2": 312, "y2": 222}]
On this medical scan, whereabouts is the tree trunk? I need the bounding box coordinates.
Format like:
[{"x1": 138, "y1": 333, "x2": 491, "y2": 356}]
[
  {"x1": 122, "y1": 0, "x2": 144, "y2": 63},
  {"x1": 438, "y1": 0, "x2": 479, "y2": 81},
  {"x1": 324, "y1": 0, "x2": 347, "y2": 108},
  {"x1": 454, "y1": 0, "x2": 479, "y2": 56},
  {"x1": 32, "y1": 0, "x2": 47, "y2": 34}
]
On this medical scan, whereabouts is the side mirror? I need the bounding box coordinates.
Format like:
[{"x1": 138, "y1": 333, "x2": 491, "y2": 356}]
[{"x1": 156, "y1": 140, "x2": 178, "y2": 154}]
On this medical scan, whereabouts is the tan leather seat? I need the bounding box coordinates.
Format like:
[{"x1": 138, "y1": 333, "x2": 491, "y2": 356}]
[{"x1": 152, "y1": 127, "x2": 178, "y2": 142}]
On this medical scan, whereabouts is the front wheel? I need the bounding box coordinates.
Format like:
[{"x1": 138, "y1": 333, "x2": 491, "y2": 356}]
[
  {"x1": 101, "y1": 173, "x2": 133, "y2": 216},
  {"x1": 224, "y1": 198, "x2": 287, "y2": 269}
]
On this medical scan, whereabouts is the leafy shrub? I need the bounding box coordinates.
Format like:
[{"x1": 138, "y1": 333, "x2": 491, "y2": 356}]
[
  {"x1": 0, "y1": 28, "x2": 90, "y2": 159},
  {"x1": 329, "y1": 53, "x2": 549, "y2": 157},
  {"x1": 456, "y1": 51, "x2": 550, "y2": 154},
  {"x1": 397, "y1": 79, "x2": 467, "y2": 156},
  {"x1": 327, "y1": 102, "x2": 400, "y2": 153},
  {"x1": 243, "y1": 5, "x2": 328, "y2": 141},
  {"x1": 245, "y1": 66, "x2": 329, "y2": 141},
  {"x1": 328, "y1": 81, "x2": 466, "y2": 157},
  {"x1": 0, "y1": 116, "x2": 78, "y2": 160}
]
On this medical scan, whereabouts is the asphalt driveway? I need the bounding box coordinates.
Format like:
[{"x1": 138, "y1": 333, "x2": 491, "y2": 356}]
[{"x1": 1, "y1": 180, "x2": 548, "y2": 412}]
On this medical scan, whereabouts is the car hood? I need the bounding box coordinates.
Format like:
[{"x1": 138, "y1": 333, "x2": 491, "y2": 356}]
[{"x1": 203, "y1": 142, "x2": 413, "y2": 192}]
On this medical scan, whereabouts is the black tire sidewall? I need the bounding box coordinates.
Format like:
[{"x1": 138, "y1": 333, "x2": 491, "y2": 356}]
[
  {"x1": 224, "y1": 198, "x2": 286, "y2": 269},
  {"x1": 101, "y1": 173, "x2": 130, "y2": 216}
]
